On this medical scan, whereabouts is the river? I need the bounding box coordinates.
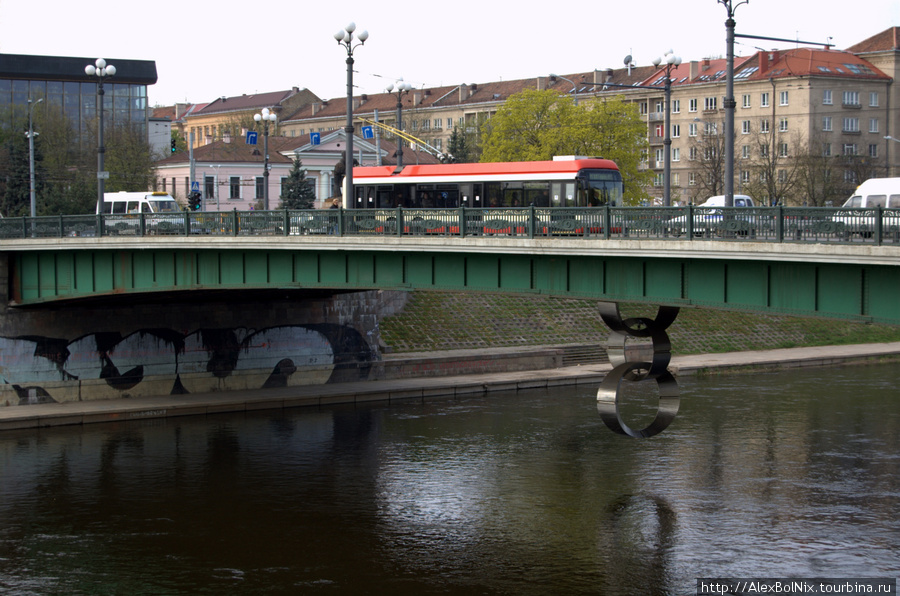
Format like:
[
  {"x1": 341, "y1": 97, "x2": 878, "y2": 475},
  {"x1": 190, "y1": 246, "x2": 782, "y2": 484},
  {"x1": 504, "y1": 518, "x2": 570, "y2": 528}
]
[{"x1": 1, "y1": 364, "x2": 898, "y2": 595}]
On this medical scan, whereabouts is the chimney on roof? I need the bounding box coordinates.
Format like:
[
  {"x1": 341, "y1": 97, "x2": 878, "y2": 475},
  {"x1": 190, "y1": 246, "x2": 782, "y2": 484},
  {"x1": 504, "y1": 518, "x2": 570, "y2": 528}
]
[
  {"x1": 759, "y1": 51, "x2": 769, "y2": 73},
  {"x1": 459, "y1": 84, "x2": 468, "y2": 101},
  {"x1": 690, "y1": 60, "x2": 700, "y2": 80},
  {"x1": 413, "y1": 91, "x2": 423, "y2": 105},
  {"x1": 311, "y1": 102, "x2": 320, "y2": 116},
  {"x1": 537, "y1": 76, "x2": 548, "y2": 90}
]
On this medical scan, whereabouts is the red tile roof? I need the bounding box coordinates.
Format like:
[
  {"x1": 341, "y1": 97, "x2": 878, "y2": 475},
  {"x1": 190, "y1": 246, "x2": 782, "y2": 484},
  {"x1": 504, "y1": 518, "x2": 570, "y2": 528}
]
[{"x1": 846, "y1": 26, "x2": 900, "y2": 53}]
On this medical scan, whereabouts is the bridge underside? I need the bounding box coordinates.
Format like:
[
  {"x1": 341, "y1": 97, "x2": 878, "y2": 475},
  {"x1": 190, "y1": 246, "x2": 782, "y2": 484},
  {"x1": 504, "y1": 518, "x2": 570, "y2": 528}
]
[{"x1": 10, "y1": 248, "x2": 900, "y2": 324}]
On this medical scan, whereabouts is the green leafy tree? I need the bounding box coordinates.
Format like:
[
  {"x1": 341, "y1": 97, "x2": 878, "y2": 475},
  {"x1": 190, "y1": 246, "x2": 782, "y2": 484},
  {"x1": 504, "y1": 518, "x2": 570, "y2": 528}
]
[
  {"x1": 479, "y1": 89, "x2": 652, "y2": 204},
  {"x1": 448, "y1": 125, "x2": 472, "y2": 163},
  {"x1": 279, "y1": 158, "x2": 316, "y2": 209}
]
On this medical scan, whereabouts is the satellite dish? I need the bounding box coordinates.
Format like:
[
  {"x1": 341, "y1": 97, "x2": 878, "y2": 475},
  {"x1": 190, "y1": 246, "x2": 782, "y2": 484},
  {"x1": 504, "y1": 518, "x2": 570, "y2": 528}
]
[{"x1": 624, "y1": 55, "x2": 633, "y2": 66}]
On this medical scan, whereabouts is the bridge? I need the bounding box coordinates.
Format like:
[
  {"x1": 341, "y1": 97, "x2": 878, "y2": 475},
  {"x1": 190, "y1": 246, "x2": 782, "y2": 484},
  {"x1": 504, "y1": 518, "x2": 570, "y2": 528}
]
[{"x1": 2, "y1": 206, "x2": 899, "y2": 437}]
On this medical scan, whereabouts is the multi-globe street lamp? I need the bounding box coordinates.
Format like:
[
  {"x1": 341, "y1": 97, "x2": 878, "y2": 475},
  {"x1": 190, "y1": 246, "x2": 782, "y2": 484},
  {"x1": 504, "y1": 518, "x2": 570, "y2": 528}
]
[
  {"x1": 386, "y1": 78, "x2": 412, "y2": 168},
  {"x1": 27, "y1": 97, "x2": 43, "y2": 218},
  {"x1": 334, "y1": 22, "x2": 368, "y2": 208},
  {"x1": 651, "y1": 51, "x2": 682, "y2": 207},
  {"x1": 253, "y1": 107, "x2": 277, "y2": 210},
  {"x1": 84, "y1": 58, "x2": 115, "y2": 214}
]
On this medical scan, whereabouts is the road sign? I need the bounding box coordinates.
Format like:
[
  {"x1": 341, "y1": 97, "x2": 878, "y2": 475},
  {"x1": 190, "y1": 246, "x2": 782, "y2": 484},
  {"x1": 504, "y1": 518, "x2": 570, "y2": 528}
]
[
  {"x1": 246, "y1": 131, "x2": 258, "y2": 145},
  {"x1": 191, "y1": 181, "x2": 200, "y2": 192},
  {"x1": 311, "y1": 132, "x2": 321, "y2": 145},
  {"x1": 362, "y1": 125, "x2": 374, "y2": 139},
  {"x1": 97, "y1": 171, "x2": 109, "y2": 180}
]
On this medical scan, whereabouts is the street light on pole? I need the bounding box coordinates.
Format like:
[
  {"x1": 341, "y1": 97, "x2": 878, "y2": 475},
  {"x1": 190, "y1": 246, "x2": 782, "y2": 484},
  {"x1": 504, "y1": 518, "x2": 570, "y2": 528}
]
[
  {"x1": 254, "y1": 107, "x2": 277, "y2": 210},
  {"x1": 549, "y1": 73, "x2": 578, "y2": 106},
  {"x1": 651, "y1": 51, "x2": 682, "y2": 207},
  {"x1": 26, "y1": 97, "x2": 43, "y2": 218},
  {"x1": 386, "y1": 78, "x2": 412, "y2": 168},
  {"x1": 718, "y1": 0, "x2": 748, "y2": 207},
  {"x1": 334, "y1": 22, "x2": 368, "y2": 208},
  {"x1": 84, "y1": 58, "x2": 115, "y2": 214}
]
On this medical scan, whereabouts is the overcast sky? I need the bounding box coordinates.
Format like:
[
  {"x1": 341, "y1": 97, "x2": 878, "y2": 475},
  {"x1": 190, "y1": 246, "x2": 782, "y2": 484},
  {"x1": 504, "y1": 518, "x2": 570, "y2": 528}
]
[{"x1": 2, "y1": 0, "x2": 898, "y2": 107}]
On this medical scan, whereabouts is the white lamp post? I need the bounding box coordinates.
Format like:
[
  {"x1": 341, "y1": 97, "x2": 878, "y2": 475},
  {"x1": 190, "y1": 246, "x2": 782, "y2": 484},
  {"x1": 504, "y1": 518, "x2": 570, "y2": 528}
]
[
  {"x1": 254, "y1": 107, "x2": 277, "y2": 210},
  {"x1": 549, "y1": 73, "x2": 578, "y2": 106},
  {"x1": 334, "y1": 22, "x2": 368, "y2": 208},
  {"x1": 26, "y1": 97, "x2": 43, "y2": 218},
  {"x1": 386, "y1": 79, "x2": 412, "y2": 168},
  {"x1": 652, "y1": 51, "x2": 682, "y2": 206},
  {"x1": 85, "y1": 58, "x2": 116, "y2": 214}
]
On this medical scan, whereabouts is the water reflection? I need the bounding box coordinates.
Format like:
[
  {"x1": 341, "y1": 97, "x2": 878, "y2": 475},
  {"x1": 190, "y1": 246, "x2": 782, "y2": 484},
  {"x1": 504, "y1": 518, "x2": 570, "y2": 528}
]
[{"x1": 0, "y1": 365, "x2": 898, "y2": 594}]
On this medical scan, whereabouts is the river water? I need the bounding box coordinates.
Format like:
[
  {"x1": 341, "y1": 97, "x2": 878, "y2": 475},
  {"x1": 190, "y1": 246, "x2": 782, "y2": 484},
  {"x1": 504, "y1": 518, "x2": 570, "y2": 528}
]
[{"x1": 1, "y1": 364, "x2": 898, "y2": 595}]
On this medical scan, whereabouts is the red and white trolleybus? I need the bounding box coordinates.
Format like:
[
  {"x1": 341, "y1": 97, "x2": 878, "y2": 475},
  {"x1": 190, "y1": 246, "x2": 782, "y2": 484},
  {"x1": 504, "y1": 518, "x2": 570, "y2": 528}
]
[{"x1": 351, "y1": 156, "x2": 623, "y2": 209}]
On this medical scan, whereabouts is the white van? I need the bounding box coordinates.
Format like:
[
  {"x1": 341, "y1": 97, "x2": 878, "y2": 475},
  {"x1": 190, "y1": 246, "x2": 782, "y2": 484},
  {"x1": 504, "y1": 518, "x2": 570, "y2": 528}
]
[
  {"x1": 831, "y1": 178, "x2": 900, "y2": 236},
  {"x1": 668, "y1": 194, "x2": 756, "y2": 236},
  {"x1": 98, "y1": 191, "x2": 184, "y2": 234}
]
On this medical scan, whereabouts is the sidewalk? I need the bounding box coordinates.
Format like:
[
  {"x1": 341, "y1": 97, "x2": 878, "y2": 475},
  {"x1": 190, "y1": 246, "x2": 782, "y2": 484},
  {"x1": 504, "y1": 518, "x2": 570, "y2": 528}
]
[{"x1": 2, "y1": 342, "x2": 899, "y2": 431}]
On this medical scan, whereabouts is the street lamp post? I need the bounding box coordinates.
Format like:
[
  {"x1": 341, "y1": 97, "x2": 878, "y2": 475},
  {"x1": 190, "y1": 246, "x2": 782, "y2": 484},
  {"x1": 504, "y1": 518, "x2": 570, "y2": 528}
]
[
  {"x1": 651, "y1": 51, "x2": 682, "y2": 206},
  {"x1": 26, "y1": 97, "x2": 43, "y2": 218},
  {"x1": 718, "y1": 0, "x2": 748, "y2": 207},
  {"x1": 334, "y1": 22, "x2": 368, "y2": 208},
  {"x1": 85, "y1": 58, "x2": 116, "y2": 214},
  {"x1": 254, "y1": 107, "x2": 277, "y2": 210},
  {"x1": 549, "y1": 73, "x2": 578, "y2": 105},
  {"x1": 386, "y1": 79, "x2": 412, "y2": 168}
]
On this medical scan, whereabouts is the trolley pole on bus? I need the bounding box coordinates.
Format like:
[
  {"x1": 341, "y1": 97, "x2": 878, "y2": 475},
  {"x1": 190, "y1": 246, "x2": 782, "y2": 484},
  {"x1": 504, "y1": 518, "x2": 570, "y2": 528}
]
[{"x1": 335, "y1": 22, "x2": 368, "y2": 208}]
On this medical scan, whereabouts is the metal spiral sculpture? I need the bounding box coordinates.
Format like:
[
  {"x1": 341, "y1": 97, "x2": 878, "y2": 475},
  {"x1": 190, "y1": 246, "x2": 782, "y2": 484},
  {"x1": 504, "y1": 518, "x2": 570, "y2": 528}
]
[{"x1": 597, "y1": 303, "x2": 681, "y2": 438}]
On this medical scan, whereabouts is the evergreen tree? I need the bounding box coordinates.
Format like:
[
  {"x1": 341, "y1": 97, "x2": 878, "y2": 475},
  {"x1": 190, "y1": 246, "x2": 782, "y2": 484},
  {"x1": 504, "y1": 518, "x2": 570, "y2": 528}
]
[{"x1": 279, "y1": 158, "x2": 316, "y2": 209}]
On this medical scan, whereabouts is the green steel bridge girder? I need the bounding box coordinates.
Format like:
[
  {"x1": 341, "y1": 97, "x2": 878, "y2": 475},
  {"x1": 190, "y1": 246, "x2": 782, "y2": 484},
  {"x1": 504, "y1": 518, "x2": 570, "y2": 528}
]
[{"x1": 8, "y1": 245, "x2": 900, "y2": 325}]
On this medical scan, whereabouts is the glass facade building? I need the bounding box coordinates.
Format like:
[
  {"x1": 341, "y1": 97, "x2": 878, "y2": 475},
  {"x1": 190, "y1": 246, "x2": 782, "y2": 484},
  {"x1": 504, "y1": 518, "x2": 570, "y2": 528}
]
[{"x1": 0, "y1": 53, "x2": 158, "y2": 137}]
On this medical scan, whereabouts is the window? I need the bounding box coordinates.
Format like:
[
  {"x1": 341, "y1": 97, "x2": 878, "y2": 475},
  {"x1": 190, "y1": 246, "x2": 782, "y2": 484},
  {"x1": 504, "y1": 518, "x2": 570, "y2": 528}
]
[
  {"x1": 688, "y1": 123, "x2": 698, "y2": 137},
  {"x1": 654, "y1": 174, "x2": 664, "y2": 187},
  {"x1": 204, "y1": 176, "x2": 215, "y2": 200},
  {"x1": 421, "y1": 119, "x2": 429, "y2": 131},
  {"x1": 823, "y1": 89, "x2": 832, "y2": 105},
  {"x1": 672, "y1": 124, "x2": 681, "y2": 138},
  {"x1": 672, "y1": 147, "x2": 680, "y2": 162},
  {"x1": 655, "y1": 148, "x2": 664, "y2": 164},
  {"x1": 869, "y1": 144, "x2": 879, "y2": 158},
  {"x1": 842, "y1": 117, "x2": 860, "y2": 133},
  {"x1": 655, "y1": 124, "x2": 664, "y2": 138},
  {"x1": 779, "y1": 91, "x2": 789, "y2": 106},
  {"x1": 779, "y1": 142, "x2": 789, "y2": 157},
  {"x1": 255, "y1": 177, "x2": 264, "y2": 199},
  {"x1": 823, "y1": 116, "x2": 832, "y2": 132},
  {"x1": 447, "y1": 118, "x2": 453, "y2": 129},
  {"x1": 842, "y1": 143, "x2": 858, "y2": 156},
  {"x1": 741, "y1": 171, "x2": 750, "y2": 184},
  {"x1": 639, "y1": 102, "x2": 648, "y2": 115},
  {"x1": 843, "y1": 91, "x2": 860, "y2": 106},
  {"x1": 705, "y1": 122, "x2": 718, "y2": 136},
  {"x1": 689, "y1": 147, "x2": 698, "y2": 161},
  {"x1": 742, "y1": 94, "x2": 751, "y2": 108},
  {"x1": 760, "y1": 119, "x2": 770, "y2": 134},
  {"x1": 230, "y1": 176, "x2": 241, "y2": 199},
  {"x1": 689, "y1": 172, "x2": 696, "y2": 186},
  {"x1": 689, "y1": 98, "x2": 698, "y2": 113},
  {"x1": 742, "y1": 145, "x2": 751, "y2": 159},
  {"x1": 778, "y1": 169, "x2": 787, "y2": 182},
  {"x1": 760, "y1": 144, "x2": 769, "y2": 157},
  {"x1": 869, "y1": 118, "x2": 879, "y2": 133},
  {"x1": 704, "y1": 96, "x2": 717, "y2": 111},
  {"x1": 760, "y1": 92, "x2": 770, "y2": 108},
  {"x1": 823, "y1": 143, "x2": 832, "y2": 157},
  {"x1": 672, "y1": 99, "x2": 681, "y2": 114},
  {"x1": 869, "y1": 92, "x2": 879, "y2": 107},
  {"x1": 742, "y1": 120, "x2": 751, "y2": 134},
  {"x1": 779, "y1": 118, "x2": 789, "y2": 132},
  {"x1": 655, "y1": 100, "x2": 665, "y2": 113}
]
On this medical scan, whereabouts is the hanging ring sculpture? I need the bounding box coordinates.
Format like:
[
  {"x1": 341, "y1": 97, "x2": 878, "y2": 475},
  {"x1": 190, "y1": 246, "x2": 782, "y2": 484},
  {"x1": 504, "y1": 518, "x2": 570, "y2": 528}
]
[{"x1": 596, "y1": 303, "x2": 680, "y2": 438}]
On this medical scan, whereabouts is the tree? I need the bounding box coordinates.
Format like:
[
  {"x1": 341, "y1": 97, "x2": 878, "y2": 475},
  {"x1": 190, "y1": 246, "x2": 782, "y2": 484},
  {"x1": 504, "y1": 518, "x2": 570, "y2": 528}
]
[
  {"x1": 686, "y1": 119, "x2": 730, "y2": 203},
  {"x1": 448, "y1": 125, "x2": 473, "y2": 163},
  {"x1": 479, "y1": 89, "x2": 652, "y2": 204},
  {"x1": 279, "y1": 158, "x2": 316, "y2": 209}
]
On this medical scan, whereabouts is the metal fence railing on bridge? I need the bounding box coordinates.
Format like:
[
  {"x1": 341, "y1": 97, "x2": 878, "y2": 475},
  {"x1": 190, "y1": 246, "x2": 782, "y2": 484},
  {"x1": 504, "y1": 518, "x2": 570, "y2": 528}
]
[{"x1": 3, "y1": 206, "x2": 900, "y2": 246}]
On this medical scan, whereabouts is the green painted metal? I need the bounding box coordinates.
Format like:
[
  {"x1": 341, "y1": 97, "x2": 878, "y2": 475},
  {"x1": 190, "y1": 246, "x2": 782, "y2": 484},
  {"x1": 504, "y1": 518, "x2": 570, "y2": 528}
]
[{"x1": 9, "y1": 248, "x2": 900, "y2": 324}]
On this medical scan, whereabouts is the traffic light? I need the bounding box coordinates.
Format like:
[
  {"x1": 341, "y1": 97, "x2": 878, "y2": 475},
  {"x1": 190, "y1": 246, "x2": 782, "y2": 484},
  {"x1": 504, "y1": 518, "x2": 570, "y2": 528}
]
[
  {"x1": 171, "y1": 138, "x2": 177, "y2": 153},
  {"x1": 188, "y1": 191, "x2": 202, "y2": 211}
]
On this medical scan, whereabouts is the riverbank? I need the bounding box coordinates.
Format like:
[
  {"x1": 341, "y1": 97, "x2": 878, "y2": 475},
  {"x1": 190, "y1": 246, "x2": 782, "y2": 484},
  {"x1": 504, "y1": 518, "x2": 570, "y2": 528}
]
[{"x1": 2, "y1": 341, "x2": 899, "y2": 432}]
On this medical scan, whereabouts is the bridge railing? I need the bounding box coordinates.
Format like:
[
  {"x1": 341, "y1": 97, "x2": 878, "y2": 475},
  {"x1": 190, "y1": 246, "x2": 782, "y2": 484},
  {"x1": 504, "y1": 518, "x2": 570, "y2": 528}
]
[{"x1": 3, "y1": 206, "x2": 900, "y2": 245}]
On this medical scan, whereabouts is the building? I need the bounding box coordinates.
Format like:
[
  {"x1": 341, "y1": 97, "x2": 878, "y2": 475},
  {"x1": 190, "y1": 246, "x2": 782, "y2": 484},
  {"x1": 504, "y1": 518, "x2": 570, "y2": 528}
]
[
  {"x1": 0, "y1": 53, "x2": 157, "y2": 139},
  {"x1": 183, "y1": 88, "x2": 320, "y2": 148}
]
